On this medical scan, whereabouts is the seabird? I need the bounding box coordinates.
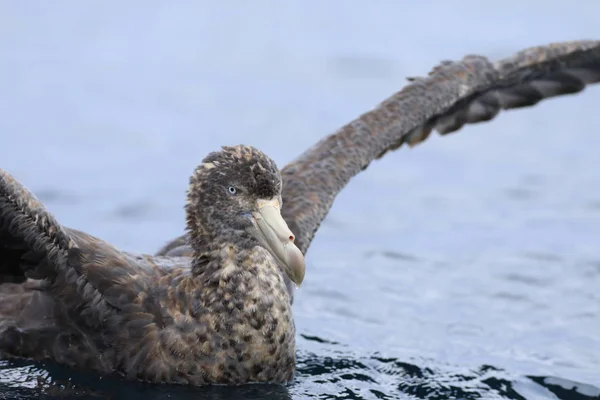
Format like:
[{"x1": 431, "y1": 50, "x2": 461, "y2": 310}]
[{"x1": 0, "y1": 40, "x2": 599, "y2": 385}]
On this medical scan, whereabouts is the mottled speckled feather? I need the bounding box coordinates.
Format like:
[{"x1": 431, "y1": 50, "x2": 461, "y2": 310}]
[
  {"x1": 0, "y1": 146, "x2": 297, "y2": 384},
  {"x1": 0, "y1": 40, "x2": 599, "y2": 387}
]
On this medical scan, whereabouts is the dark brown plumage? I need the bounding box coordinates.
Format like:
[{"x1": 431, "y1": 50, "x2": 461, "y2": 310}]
[
  {"x1": 0, "y1": 39, "x2": 599, "y2": 386},
  {"x1": 159, "y1": 40, "x2": 600, "y2": 258},
  {"x1": 0, "y1": 146, "x2": 304, "y2": 384}
]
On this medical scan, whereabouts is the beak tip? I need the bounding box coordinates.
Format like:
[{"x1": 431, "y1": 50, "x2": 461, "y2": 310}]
[
  {"x1": 285, "y1": 245, "x2": 306, "y2": 288},
  {"x1": 293, "y1": 272, "x2": 305, "y2": 288}
]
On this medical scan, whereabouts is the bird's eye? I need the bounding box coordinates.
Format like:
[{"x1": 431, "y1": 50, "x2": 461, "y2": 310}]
[{"x1": 227, "y1": 186, "x2": 237, "y2": 195}]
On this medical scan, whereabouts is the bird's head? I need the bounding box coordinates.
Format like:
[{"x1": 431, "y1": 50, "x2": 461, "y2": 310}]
[{"x1": 186, "y1": 145, "x2": 305, "y2": 287}]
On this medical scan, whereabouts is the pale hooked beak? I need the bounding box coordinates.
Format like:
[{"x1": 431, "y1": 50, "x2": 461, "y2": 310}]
[{"x1": 247, "y1": 198, "x2": 305, "y2": 287}]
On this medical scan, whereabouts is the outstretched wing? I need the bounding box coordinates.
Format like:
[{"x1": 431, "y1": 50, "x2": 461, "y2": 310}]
[
  {"x1": 156, "y1": 40, "x2": 600, "y2": 257},
  {"x1": 281, "y1": 40, "x2": 600, "y2": 254},
  {"x1": 0, "y1": 169, "x2": 74, "y2": 283},
  {"x1": 0, "y1": 169, "x2": 169, "y2": 330}
]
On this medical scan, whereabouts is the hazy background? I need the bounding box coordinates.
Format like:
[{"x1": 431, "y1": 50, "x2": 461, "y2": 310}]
[{"x1": 1, "y1": 1, "x2": 599, "y2": 399}]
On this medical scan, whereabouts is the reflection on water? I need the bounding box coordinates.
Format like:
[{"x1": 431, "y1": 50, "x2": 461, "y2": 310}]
[
  {"x1": 2, "y1": 1, "x2": 600, "y2": 399},
  {"x1": 1, "y1": 338, "x2": 599, "y2": 400}
]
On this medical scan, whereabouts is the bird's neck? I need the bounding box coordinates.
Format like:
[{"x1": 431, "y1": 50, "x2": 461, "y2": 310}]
[
  {"x1": 192, "y1": 241, "x2": 292, "y2": 310},
  {"x1": 185, "y1": 211, "x2": 291, "y2": 305},
  {"x1": 187, "y1": 223, "x2": 258, "y2": 270}
]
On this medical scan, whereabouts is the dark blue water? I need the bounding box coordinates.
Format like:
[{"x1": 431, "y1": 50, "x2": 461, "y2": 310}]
[{"x1": 1, "y1": 1, "x2": 600, "y2": 399}]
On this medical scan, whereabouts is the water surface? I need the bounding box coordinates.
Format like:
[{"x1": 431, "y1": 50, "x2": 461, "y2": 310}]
[{"x1": 1, "y1": 1, "x2": 600, "y2": 399}]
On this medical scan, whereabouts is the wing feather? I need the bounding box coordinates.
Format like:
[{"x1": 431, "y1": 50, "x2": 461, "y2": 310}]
[
  {"x1": 0, "y1": 170, "x2": 166, "y2": 329},
  {"x1": 281, "y1": 40, "x2": 600, "y2": 253},
  {"x1": 155, "y1": 40, "x2": 600, "y2": 257}
]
